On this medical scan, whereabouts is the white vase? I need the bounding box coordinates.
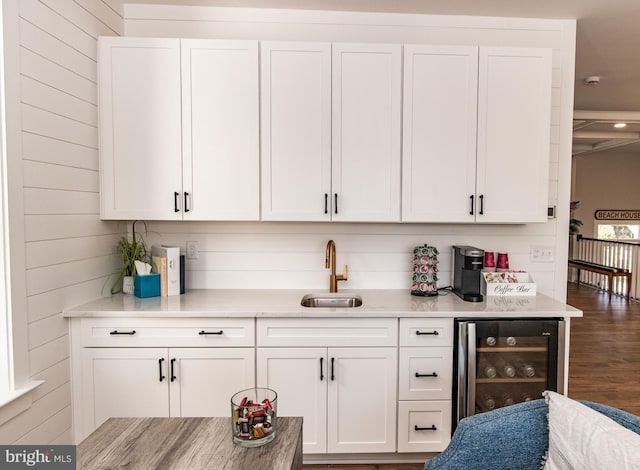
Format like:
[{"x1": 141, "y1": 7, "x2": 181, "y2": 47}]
[{"x1": 123, "y1": 275, "x2": 135, "y2": 295}]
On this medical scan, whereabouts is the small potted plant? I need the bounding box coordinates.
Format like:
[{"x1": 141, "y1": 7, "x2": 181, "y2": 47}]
[
  {"x1": 569, "y1": 201, "x2": 583, "y2": 236},
  {"x1": 111, "y1": 222, "x2": 150, "y2": 295}
]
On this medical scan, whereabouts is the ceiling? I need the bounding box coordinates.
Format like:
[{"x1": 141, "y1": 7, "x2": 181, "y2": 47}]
[{"x1": 124, "y1": 0, "x2": 640, "y2": 155}]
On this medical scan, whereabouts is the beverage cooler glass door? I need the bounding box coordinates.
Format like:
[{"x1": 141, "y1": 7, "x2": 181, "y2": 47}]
[{"x1": 455, "y1": 319, "x2": 565, "y2": 425}]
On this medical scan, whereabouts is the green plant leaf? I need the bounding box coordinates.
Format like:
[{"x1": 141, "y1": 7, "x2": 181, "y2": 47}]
[{"x1": 110, "y1": 221, "x2": 150, "y2": 295}]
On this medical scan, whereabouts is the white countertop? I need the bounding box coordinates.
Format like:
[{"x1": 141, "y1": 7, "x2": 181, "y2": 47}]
[{"x1": 63, "y1": 289, "x2": 582, "y2": 318}]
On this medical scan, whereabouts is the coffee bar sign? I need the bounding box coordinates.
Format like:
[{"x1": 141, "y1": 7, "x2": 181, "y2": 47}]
[{"x1": 594, "y1": 209, "x2": 640, "y2": 221}]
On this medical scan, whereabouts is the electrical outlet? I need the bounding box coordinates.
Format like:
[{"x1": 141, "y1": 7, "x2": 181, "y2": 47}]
[
  {"x1": 186, "y1": 240, "x2": 199, "y2": 260},
  {"x1": 531, "y1": 245, "x2": 555, "y2": 262}
]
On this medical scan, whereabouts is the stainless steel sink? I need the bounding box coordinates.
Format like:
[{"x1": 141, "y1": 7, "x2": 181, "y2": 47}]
[{"x1": 300, "y1": 293, "x2": 363, "y2": 308}]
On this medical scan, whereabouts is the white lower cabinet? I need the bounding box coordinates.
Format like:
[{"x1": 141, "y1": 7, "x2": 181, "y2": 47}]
[
  {"x1": 81, "y1": 347, "x2": 254, "y2": 427},
  {"x1": 398, "y1": 318, "x2": 453, "y2": 453},
  {"x1": 71, "y1": 315, "x2": 457, "y2": 456},
  {"x1": 82, "y1": 348, "x2": 169, "y2": 425},
  {"x1": 327, "y1": 347, "x2": 397, "y2": 453},
  {"x1": 256, "y1": 318, "x2": 398, "y2": 454},
  {"x1": 256, "y1": 347, "x2": 328, "y2": 453},
  {"x1": 397, "y1": 401, "x2": 451, "y2": 453},
  {"x1": 71, "y1": 318, "x2": 255, "y2": 442}
]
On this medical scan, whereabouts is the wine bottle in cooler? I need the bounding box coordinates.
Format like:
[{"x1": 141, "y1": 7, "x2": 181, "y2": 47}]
[
  {"x1": 521, "y1": 392, "x2": 533, "y2": 402},
  {"x1": 506, "y1": 336, "x2": 517, "y2": 346},
  {"x1": 495, "y1": 358, "x2": 516, "y2": 378},
  {"x1": 515, "y1": 359, "x2": 536, "y2": 377},
  {"x1": 501, "y1": 393, "x2": 515, "y2": 407},
  {"x1": 479, "y1": 359, "x2": 497, "y2": 378},
  {"x1": 480, "y1": 393, "x2": 497, "y2": 411},
  {"x1": 485, "y1": 336, "x2": 497, "y2": 347}
]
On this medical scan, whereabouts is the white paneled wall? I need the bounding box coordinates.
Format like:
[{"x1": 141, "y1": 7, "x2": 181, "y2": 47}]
[
  {"x1": 126, "y1": 6, "x2": 576, "y2": 301},
  {"x1": 0, "y1": 0, "x2": 122, "y2": 444},
  {"x1": 143, "y1": 221, "x2": 560, "y2": 296}
]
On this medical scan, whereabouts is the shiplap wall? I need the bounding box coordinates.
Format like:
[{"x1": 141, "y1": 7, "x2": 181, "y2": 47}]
[
  {"x1": 125, "y1": 6, "x2": 576, "y2": 300},
  {"x1": 0, "y1": 0, "x2": 123, "y2": 445}
]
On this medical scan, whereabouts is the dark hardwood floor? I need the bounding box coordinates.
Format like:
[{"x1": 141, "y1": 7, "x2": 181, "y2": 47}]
[
  {"x1": 566, "y1": 281, "x2": 640, "y2": 415},
  {"x1": 303, "y1": 282, "x2": 640, "y2": 469}
]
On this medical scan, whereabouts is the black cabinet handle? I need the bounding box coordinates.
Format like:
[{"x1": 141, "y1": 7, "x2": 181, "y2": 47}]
[
  {"x1": 174, "y1": 192, "x2": 180, "y2": 212},
  {"x1": 320, "y1": 357, "x2": 324, "y2": 381},
  {"x1": 110, "y1": 330, "x2": 136, "y2": 335},
  {"x1": 416, "y1": 330, "x2": 439, "y2": 336},
  {"x1": 334, "y1": 193, "x2": 338, "y2": 214},
  {"x1": 479, "y1": 194, "x2": 484, "y2": 215},
  {"x1": 198, "y1": 330, "x2": 223, "y2": 335},
  {"x1": 469, "y1": 195, "x2": 474, "y2": 215},
  {"x1": 158, "y1": 358, "x2": 165, "y2": 382},
  {"x1": 415, "y1": 425, "x2": 437, "y2": 431},
  {"x1": 324, "y1": 193, "x2": 328, "y2": 214},
  {"x1": 170, "y1": 358, "x2": 177, "y2": 382},
  {"x1": 331, "y1": 357, "x2": 335, "y2": 381},
  {"x1": 415, "y1": 372, "x2": 438, "y2": 378},
  {"x1": 184, "y1": 192, "x2": 190, "y2": 213}
]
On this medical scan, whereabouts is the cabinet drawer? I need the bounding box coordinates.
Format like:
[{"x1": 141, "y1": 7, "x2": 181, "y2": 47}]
[
  {"x1": 399, "y1": 347, "x2": 453, "y2": 400},
  {"x1": 80, "y1": 318, "x2": 255, "y2": 347},
  {"x1": 397, "y1": 401, "x2": 452, "y2": 453},
  {"x1": 399, "y1": 318, "x2": 453, "y2": 347},
  {"x1": 257, "y1": 318, "x2": 397, "y2": 347}
]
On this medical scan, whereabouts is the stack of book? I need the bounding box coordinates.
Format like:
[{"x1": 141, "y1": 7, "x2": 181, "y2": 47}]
[{"x1": 151, "y1": 245, "x2": 186, "y2": 296}]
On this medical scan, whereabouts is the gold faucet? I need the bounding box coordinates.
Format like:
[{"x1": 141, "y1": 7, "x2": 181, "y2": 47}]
[{"x1": 325, "y1": 240, "x2": 348, "y2": 293}]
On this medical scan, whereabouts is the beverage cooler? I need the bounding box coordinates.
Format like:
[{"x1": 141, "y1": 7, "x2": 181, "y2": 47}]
[{"x1": 454, "y1": 319, "x2": 566, "y2": 426}]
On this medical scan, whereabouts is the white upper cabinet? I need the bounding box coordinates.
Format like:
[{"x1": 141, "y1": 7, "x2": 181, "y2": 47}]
[
  {"x1": 402, "y1": 45, "x2": 552, "y2": 223},
  {"x1": 181, "y1": 40, "x2": 259, "y2": 220},
  {"x1": 260, "y1": 41, "x2": 332, "y2": 221},
  {"x1": 99, "y1": 37, "x2": 183, "y2": 220},
  {"x1": 261, "y1": 42, "x2": 402, "y2": 221},
  {"x1": 332, "y1": 43, "x2": 402, "y2": 222},
  {"x1": 99, "y1": 37, "x2": 259, "y2": 220},
  {"x1": 100, "y1": 37, "x2": 550, "y2": 224},
  {"x1": 402, "y1": 45, "x2": 479, "y2": 223},
  {"x1": 476, "y1": 47, "x2": 552, "y2": 223}
]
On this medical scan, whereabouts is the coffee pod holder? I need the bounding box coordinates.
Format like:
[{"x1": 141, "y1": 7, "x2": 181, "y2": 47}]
[{"x1": 411, "y1": 244, "x2": 439, "y2": 297}]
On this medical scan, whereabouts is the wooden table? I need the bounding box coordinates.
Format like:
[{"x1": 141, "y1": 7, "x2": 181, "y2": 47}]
[{"x1": 77, "y1": 416, "x2": 303, "y2": 470}]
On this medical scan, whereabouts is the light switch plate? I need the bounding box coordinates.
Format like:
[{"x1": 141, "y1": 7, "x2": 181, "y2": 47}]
[
  {"x1": 186, "y1": 240, "x2": 199, "y2": 260},
  {"x1": 531, "y1": 245, "x2": 555, "y2": 262}
]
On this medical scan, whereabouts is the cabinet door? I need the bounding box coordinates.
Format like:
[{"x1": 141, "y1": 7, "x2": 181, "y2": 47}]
[
  {"x1": 476, "y1": 47, "x2": 552, "y2": 223},
  {"x1": 181, "y1": 40, "x2": 259, "y2": 220},
  {"x1": 169, "y1": 347, "x2": 255, "y2": 417},
  {"x1": 257, "y1": 348, "x2": 327, "y2": 454},
  {"x1": 332, "y1": 43, "x2": 401, "y2": 222},
  {"x1": 399, "y1": 347, "x2": 453, "y2": 401},
  {"x1": 327, "y1": 348, "x2": 397, "y2": 453},
  {"x1": 81, "y1": 348, "x2": 169, "y2": 433},
  {"x1": 260, "y1": 42, "x2": 332, "y2": 221},
  {"x1": 402, "y1": 45, "x2": 478, "y2": 222},
  {"x1": 397, "y1": 401, "x2": 452, "y2": 453},
  {"x1": 98, "y1": 37, "x2": 183, "y2": 220}
]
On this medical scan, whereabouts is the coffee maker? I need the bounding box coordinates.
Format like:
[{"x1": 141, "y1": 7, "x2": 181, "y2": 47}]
[{"x1": 452, "y1": 245, "x2": 484, "y2": 302}]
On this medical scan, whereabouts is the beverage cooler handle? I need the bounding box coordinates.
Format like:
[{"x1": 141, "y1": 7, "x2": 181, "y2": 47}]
[
  {"x1": 456, "y1": 322, "x2": 469, "y2": 423},
  {"x1": 557, "y1": 320, "x2": 567, "y2": 394},
  {"x1": 466, "y1": 323, "x2": 477, "y2": 418},
  {"x1": 457, "y1": 322, "x2": 479, "y2": 421}
]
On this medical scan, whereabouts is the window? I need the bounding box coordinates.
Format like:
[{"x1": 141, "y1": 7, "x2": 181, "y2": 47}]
[
  {"x1": 597, "y1": 224, "x2": 640, "y2": 241},
  {"x1": 0, "y1": 0, "x2": 11, "y2": 398}
]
